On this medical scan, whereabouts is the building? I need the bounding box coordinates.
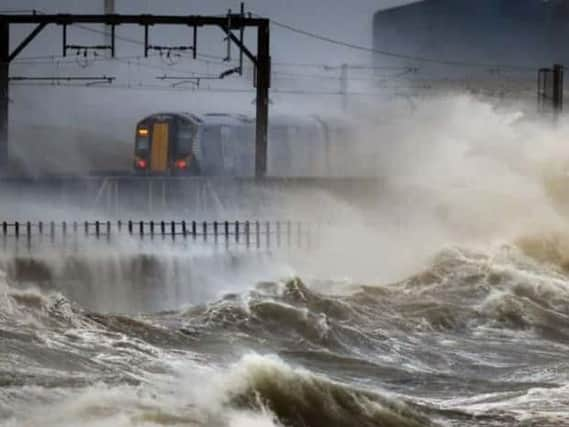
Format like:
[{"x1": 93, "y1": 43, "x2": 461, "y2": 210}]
[{"x1": 373, "y1": 0, "x2": 569, "y2": 79}]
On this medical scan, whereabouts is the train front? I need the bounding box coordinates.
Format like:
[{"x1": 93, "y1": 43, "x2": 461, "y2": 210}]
[{"x1": 134, "y1": 113, "x2": 199, "y2": 175}]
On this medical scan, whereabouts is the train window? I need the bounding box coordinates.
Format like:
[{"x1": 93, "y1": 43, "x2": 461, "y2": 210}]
[
  {"x1": 136, "y1": 136, "x2": 149, "y2": 151},
  {"x1": 237, "y1": 127, "x2": 255, "y2": 176},
  {"x1": 177, "y1": 124, "x2": 193, "y2": 154},
  {"x1": 220, "y1": 126, "x2": 235, "y2": 172}
]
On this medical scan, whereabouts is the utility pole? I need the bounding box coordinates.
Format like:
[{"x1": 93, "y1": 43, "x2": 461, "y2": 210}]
[
  {"x1": 552, "y1": 63, "x2": 563, "y2": 113},
  {"x1": 104, "y1": 0, "x2": 115, "y2": 56},
  {"x1": 0, "y1": 20, "x2": 8, "y2": 171},
  {"x1": 340, "y1": 63, "x2": 348, "y2": 112},
  {"x1": 255, "y1": 21, "x2": 270, "y2": 178},
  {"x1": 538, "y1": 64, "x2": 563, "y2": 118}
]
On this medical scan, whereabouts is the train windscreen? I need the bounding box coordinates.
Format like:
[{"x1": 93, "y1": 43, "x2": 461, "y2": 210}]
[{"x1": 177, "y1": 123, "x2": 193, "y2": 155}]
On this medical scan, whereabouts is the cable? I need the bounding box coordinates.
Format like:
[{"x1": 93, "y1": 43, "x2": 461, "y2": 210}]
[
  {"x1": 272, "y1": 69, "x2": 414, "y2": 82},
  {"x1": 271, "y1": 61, "x2": 407, "y2": 70},
  {"x1": 7, "y1": 8, "x2": 537, "y2": 72},
  {"x1": 13, "y1": 53, "x2": 159, "y2": 65},
  {"x1": 6, "y1": 10, "x2": 539, "y2": 98},
  {"x1": 9, "y1": 7, "x2": 231, "y2": 66},
  {"x1": 0, "y1": 9, "x2": 39, "y2": 14},
  {"x1": 265, "y1": 16, "x2": 536, "y2": 71},
  {"x1": 9, "y1": 80, "x2": 535, "y2": 99}
]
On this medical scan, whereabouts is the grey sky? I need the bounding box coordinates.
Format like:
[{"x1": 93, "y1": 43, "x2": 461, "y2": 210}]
[
  {"x1": 5, "y1": 0, "x2": 418, "y2": 63},
  {"x1": 3, "y1": 1, "x2": 419, "y2": 140}
]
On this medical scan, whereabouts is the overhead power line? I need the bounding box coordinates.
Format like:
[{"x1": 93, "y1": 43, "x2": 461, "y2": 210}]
[
  {"x1": 0, "y1": 9, "x2": 39, "y2": 14},
  {"x1": 8, "y1": 8, "x2": 231, "y2": 65},
  {"x1": 8, "y1": 8, "x2": 537, "y2": 72},
  {"x1": 9, "y1": 80, "x2": 534, "y2": 101},
  {"x1": 12, "y1": 10, "x2": 535, "y2": 74},
  {"x1": 266, "y1": 16, "x2": 536, "y2": 71},
  {"x1": 9, "y1": 75, "x2": 114, "y2": 82},
  {"x1": 5, "y1": 80, "x2": 398, "y2": 95}
]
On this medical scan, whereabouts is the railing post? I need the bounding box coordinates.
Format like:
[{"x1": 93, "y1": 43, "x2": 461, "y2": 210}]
[
  {"x1": 150, "y1": 220, "x2": 155, "y2": 238},
  {"x1": 26, "y1": 221, "x2": 31, "y2": 251},
  {"x1": 106, "y1": 220, "x2": 111, "y2": 242},
  {"x1": 139, "y1": 221, "x2": 144, "y2": 237},
  {"x1": 38, "y1": 221, "x2": 43, "y2": 237},
  {"x1": 213, "y1": 221, "x2": 218, "y2": 244},
  {"x1": 62, "y1": 221, "x2": 67, "y2": 239},
  {"x1": 256, "y1": 221, "x2": 260, "y2": 249},
  {"x1": 128, "y1": 220, "x2": 133, "y2": 235},
  {"x1": 276, "y1": 221, "x2": 281, "y2": 248},
  {"x1": 95, "y1": 220, "x2": 100, "y2": 239},
  {"x1": 72, "y1": 221, "x2": 78, "y2": 252},
  {"x1": 160, "y1": 220, "x2": 165, "y2": 238},
  {"x1": 266, "y1": 221, "x2": 270, "y2": 249},
  {"x1": 182, "y1": 220, "x2": 187, "y2": 237},
  {"x1": 224, "y1": 221, "x2": 229, "y2": 248},
  {"x1": 49, "y1": 221, "x2": 55, "y2": 243},
  {"x1": 170, "y1": 221, "x2": 176, "y2": 239},
  {"x1": 235, "y1": 221, "x2": 240, "y2": 244},
  {"x1": 202, "y1": 221, "x2": 207, "y2": 242},
  {"x1": 245, "y1": 221, "x2": 250, "y2": 249},
  {"x1": 14, "y1": 222, "x2": 19, "y2": 240},
  {"x1": 192, "y1": 221, "x2": 197, "y2": 240},
  {"x1": 84, "y1": 221, "x2": 88, "y2": 237}
]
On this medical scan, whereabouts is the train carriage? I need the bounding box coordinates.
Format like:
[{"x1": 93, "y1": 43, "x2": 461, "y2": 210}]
[
  {"x1": 133, "y1": 112, "x2": 360, "y2": 177},
  {"x1": 268, "y1": 115, "x2": 329, "y2": 177},
  {"x1": 196, "y1": 114, "x2": 255, "y2": 176}
]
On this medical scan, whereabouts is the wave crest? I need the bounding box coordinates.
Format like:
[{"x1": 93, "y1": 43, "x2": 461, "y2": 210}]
[{"x1": 225, "y1": 354, "x2": 434, "y2": 427}]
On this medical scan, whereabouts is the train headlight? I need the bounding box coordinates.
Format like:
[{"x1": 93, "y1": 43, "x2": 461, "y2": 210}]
[
  {"x1": 136, "y1": 158, "x2": 148, "y2": 169},
  {"x1": 137, "y1": 128, "x2": 149, "y2": 137}
]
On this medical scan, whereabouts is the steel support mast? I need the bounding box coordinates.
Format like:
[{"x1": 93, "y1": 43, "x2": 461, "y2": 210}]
[
  {"x1": 0, "y1": 21, "x2": 8, "y2": 169},
  {"x1": 0, "y1": 13, "x2": 271, "y2": 177}
]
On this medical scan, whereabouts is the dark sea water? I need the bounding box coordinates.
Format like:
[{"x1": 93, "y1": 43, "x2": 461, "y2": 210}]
[{"x1": 1, "y1": 239, "x2": 569, "y2": 427}]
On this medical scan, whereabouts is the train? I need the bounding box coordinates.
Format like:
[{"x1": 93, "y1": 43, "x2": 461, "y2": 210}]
[{"x1": 133, "y1": 112, "x2": 370, "y2": 177}]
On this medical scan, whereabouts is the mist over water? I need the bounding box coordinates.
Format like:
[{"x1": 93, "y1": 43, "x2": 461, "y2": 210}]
[{"x1": 3, "y1": 94, "x2": 569, "y2": 426}]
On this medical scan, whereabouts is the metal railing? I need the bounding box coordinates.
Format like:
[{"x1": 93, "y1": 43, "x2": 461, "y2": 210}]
[{"x1": 0, "y1": 219, "x2": 315, "y2": 251}]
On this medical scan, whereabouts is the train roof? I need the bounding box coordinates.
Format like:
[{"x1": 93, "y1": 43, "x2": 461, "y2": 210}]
[
  {"x1": 137, "y1": 112, "x2": 355, "y2": 130},
  {"x1": 138, "y1": 112, "x2": 191, "y2": 123},
  {"x1": 138, "y1": 112, "x2": 252, "y2": 127},
  {"x1": 186, "y1": 113, "x2": 253, "y2": 127}
]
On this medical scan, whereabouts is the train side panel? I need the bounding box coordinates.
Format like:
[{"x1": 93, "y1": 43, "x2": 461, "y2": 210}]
[{"x1": 134, "y1": 112, "x2": 363, "y2": 178}]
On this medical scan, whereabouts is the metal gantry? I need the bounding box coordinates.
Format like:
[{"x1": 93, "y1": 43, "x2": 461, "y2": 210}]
[{"x1": 0, "y1": 12, "x2": 271, "y2": 177}]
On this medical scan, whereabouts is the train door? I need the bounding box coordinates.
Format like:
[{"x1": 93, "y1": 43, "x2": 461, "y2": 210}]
[{"x1": 151, "y1": 122, "x2": 169, "y2": 172}]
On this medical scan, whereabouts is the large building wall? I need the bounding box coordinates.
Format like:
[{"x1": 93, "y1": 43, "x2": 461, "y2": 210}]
[{"x1": 373, "y1": 0, "x2": 569, "y2": 78}]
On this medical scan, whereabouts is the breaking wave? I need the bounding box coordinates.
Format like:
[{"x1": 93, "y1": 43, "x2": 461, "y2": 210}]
[
  {"x1": 184, "y1": 245, "x2": 569, "y2": 348},
  {"x1": 2, "y1": 235, "x2": 569, "y2": 426},
  {"x1": 224, "y1": 354, "x2": 433, "y2": 427}
]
